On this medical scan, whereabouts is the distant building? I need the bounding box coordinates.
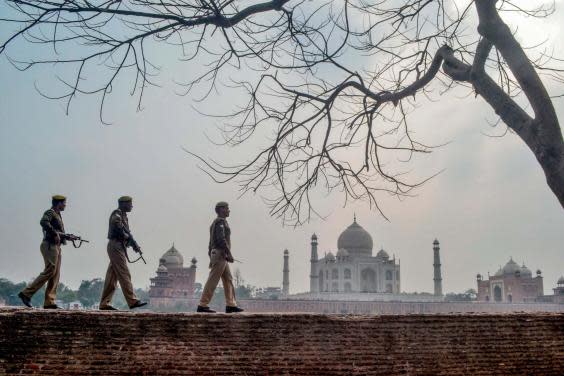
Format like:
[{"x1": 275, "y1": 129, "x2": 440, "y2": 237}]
[
  {"x1": 476, "y1": 258, "x2": 543, "y2": 303},
  {"x1": 309, "y1": 217, "x2": 402, "y2": 294},
  {"x1": 255, "y1": 287, "x2": 283, "y2": 300},
  {"x1": 66, "y1": 301, "x2": 83, "y2": 310},
  {"x1": 551, "y1": 277, "x2": 564, "y2": 304},
  {"x1": 149, "y1": 244, "x2": 197, "y2": 309},
  {"x1": 536, "y1": 276, "x2": 564, "y2": 304},
  {"x1": 285, "y1": 217, "x2": 444, "y2": 302}
]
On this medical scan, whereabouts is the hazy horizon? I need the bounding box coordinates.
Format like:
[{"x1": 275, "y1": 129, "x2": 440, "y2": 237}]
[{"x1": 1, "y1": 0, "x2": 563, "y2": 297}]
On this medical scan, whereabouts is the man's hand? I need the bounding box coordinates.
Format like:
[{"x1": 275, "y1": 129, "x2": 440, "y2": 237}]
[
  {"x1": 133, "y1": 245, "x2": 142, "y2": 254},
  {"x1": 226, "y1": 252, "x2": 234, "y2": 263}
]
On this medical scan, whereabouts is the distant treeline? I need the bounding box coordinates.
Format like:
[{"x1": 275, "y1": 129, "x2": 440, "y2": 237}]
[
  {"x1": 444, "y1": 289, "x2": 477, "y2": 302},
  {"x1": 0, "y1": 277, "x2": 256, "y2": 310},
  {"x1": 0, "y1": 277, "x2": 148, "y2": 309}
]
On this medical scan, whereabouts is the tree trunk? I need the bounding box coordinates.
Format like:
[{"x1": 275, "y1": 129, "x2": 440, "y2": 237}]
[{"x1": 472, "y1": 0, "x2": 564, "y2": 208}]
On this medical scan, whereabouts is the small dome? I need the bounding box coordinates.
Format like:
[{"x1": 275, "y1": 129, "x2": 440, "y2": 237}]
[
  {"x1": 336, "y1": 248, "x2": 349, "y2": 258},
  {"x1": 376, "y1": 248, "x2": 389, "y2": 260},
  {"x1": 284, "y1": 249, "x2": 289, "y2": 255},
  {"x1": 157, "y1": 264, "x2": 168, "y2": 273},
  {"x1": 337, "y1": 217, "x2": 373, "y2": 257},
  {"x1": 326, "y1": 252, "x2": 336, "y2": 262},
  {"x1": 520, "y1": 264, "x2": 532, "y2": 277},
  {"x1": 191, "y1": 257, "x2": 197, "y2": 265},
  {"x1": 558, "y1": 276, "x2": 564, "y2": 285},
  {"x1": 160, "y1": 244, "x2": 184, "y2": 268},
  {"x1": 311, "y1": 233, "x2": 318, "y2": 240},
  {"x1": 433, "y1": 239, "x2": 439, "y2": 245}
]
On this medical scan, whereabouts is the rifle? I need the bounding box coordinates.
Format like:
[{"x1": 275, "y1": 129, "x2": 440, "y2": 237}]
[
  {"x1": 64, "y1": 234, "x2": 90, "y2": 248},
  {"x1": 123, "y1": 230, "x2": 146, "y2": 264}
]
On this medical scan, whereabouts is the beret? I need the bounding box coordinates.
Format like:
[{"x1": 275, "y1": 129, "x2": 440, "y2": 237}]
[
  {"x1": 52, "y1": 195, "x2": 66, "y2": 201},
  {"x1": 118, "y1": 196, "x2": 133, "y2": 203},
  {"x1": 215, "y1": 201, "x2": 229, "y2": 208}
]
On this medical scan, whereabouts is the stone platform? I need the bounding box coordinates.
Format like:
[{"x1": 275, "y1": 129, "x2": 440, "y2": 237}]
[{"x1": 0, "y1": 308, "x2": 562, "y2": 375}]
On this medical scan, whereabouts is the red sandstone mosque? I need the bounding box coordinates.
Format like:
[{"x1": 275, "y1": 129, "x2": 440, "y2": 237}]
[
  {"x1": 149, "y1": 244, "x2": 197, "y2": 309},
  {"x1": 476, "y1": 258, "x2": 564, "y2": 304}
]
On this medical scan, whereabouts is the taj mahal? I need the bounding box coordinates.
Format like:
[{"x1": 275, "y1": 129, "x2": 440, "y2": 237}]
[
  {"x1": 286, "y1": 216, "x2": 444, "y2": 302},
  {"x1": 310, "y1": 217, "x2": 401, "y2": 294}
]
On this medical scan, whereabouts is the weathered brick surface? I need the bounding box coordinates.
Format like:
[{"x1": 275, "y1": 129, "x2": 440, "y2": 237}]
[
  {"x1": 0, "y1": 308, "x2": 562, "y2": 375},
  {"x1": 238, "y1": 299, "x2": 564, "y2": 314}
]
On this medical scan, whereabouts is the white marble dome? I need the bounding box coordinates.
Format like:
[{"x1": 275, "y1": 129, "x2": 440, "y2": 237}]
[
  {"x1": 376, "y1": 248, "x2": 389, "y2": 260},
  {"x1": 337, "y1": 218, "x2": 373, "y2": 257}
]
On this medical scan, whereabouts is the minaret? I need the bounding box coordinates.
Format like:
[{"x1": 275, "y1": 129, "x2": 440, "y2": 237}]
[
  {"x1": 309, "y1": 234, "x2": 319, "y2": 293},
  {"x1": 283, "y1": 249, "x2": 290, "y2": 296},
  {"x1": 433, "y1": 239, "x2": 443, "y2": 296},
  {"x1": 189, "y1": 257, "x2": 197, "y2": 297}
]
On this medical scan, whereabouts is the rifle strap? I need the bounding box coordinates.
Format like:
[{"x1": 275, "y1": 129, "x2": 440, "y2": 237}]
[{"x1": 124, "y1": 248, "x2": 144, "y2": 264}]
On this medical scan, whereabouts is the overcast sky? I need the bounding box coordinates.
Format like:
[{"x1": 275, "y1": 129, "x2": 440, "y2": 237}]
[{"x1": 0, "y1": 1, "x2": 562, "y2": 296}]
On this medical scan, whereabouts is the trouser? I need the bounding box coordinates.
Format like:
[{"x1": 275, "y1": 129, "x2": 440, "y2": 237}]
[
  {"x1": 21, "y1": 241, "x2": 62, "y2": 306},
  {"x1": 199, "y1": 248, "x2": 237, "y2": 307},
  {"x1": 99, "y1": 240, "x2": 139, "y2": 308}
]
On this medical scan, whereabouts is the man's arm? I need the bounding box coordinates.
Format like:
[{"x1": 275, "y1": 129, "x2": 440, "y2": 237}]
[
  {"x1": 126, "y1": 232, "x2": 142, "y2": 253},
  {"x1": 111, "y1": 212, "x2": 141, "y2": 252},
  {"x1": 213, "y1": 220, "x2": 233, "y2": 262},
  {"x1": 110, "y1": 212, "x2": 130, "y2": 241},
  {"x1": 40, "y1": 210, "x2": 63, "y2": 242}
]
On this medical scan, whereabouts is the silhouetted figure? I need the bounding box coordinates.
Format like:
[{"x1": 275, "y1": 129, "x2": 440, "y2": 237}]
[
  {"x1": 19, "y1": 195, "x2": 69, "y2": 309},
  {"x1": 99, "y1": 196, "x2": 147, "y2": 310},
  {"x1": 197, "y1": 201, "x2": 243, "y2": 313}
]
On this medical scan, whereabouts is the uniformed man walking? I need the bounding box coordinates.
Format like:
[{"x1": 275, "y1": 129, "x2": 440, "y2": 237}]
[
  {"x1": 197, "y1": 201, "x2": 244, "y2": 313},
  {"x1": 99, "y1": 196, "x2": 147, "y2": 310},
  {"x1": 18, "y1": 195, "x2": 69, "y2": 309}
]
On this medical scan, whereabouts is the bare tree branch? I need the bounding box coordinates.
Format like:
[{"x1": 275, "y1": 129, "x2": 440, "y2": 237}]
[{"x1": 1, "y1": 0, "x2": 563, "y2": 223}]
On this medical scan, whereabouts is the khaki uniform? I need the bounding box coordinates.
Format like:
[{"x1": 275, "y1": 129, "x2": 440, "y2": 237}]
[
  {"x1": 99, "y1": 209, "x2": 139, "y2": 308},
  {"x1": 21, "y1": 209, "x2": 65, "y2": 306},
  {"x1": 199, "y1": 218, "x2": 237, "y2": 307}
]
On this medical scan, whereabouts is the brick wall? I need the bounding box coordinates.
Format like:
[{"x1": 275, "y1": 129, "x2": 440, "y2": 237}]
[
  {"x1": 240, "y1": 299, "x2": 564, "y2": 314},
  {"x1": 1, "y1": 308, "x2": 563, "y2": 375},
  {"x1": 151, "y1": 297, "x2": 564, "y2": 314}
]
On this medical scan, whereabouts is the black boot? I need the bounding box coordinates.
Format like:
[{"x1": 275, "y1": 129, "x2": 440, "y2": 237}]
[
  {"x1": 129, "y1": 301, "x2": 148, "y2": 309},
  {"x1": 43, "y1": 304, "x2": 62, "y2": 309},
  {"x1": 226, "y1": 306, "x2": 244, "y2": 313},
  {"x1": 18, "y1": 292, "x2": 32, "y2": 308},
  {"x1": 99, "y1": 305, "x2": 118, "y2": 311},
  {"x1": 197, "y1": 305, "x2": 216, "y2": 313}
]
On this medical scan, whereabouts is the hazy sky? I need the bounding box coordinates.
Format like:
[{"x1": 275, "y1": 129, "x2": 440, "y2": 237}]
[{"x1": 0, "y1": 1, "x2": 562, "y2": 296}]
